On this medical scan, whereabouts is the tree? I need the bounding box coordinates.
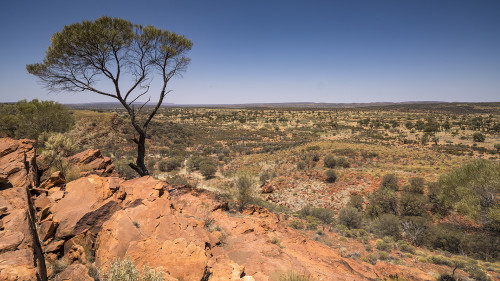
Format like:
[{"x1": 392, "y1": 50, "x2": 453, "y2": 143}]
[
  {"x1": 27, "y1": 16, "x2": 193, "y2": 176},
  {"x1": 472, "y1": 132, "x2": 485, "y2": 142}
]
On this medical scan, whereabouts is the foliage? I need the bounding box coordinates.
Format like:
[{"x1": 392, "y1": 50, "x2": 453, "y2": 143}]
[
  {"x1": 200, "y1": 160, "x2": 217, "y2": 179},
  {"x1": 400, "y1": 216, "x2": 431, "y2": 246},
  {"x1": 370, "y1": 214, "x2": 401, "y2": 239},
  {"x1": 337, "y1": 207, "x2": 363, "y2": 229},
  {"x1": 158, "y1": 156, "x2": 184, "y2": 172},
  {"x1": 381, "y1": 173, "x2": 399, "y2": 191},
  {"x1": 235, "y1": 173, "x2": 254, "y2": 210},
  {"x1": 324, "y1": 155, "x2": 336, "y2": 168},
  {"x1": 27, "y1": 16, "x2": 193, "y2": 176},
  {"x1": 325, "y1": 169, "x2": 337, "y2": 183},
  {"x1": 102, "y1": 256, "x2": 163, "y2": 281},
  {"x1": 297, "y1": 206, "x2": 335, "y2": 224},
  {"x1": 472, "y1": 132, "x2": 486, "y2": 142},
  {"x1": 39, "y1": 133, "x2": 78, "y2": 177},
  {"x1": 366, "y1": 188, "x2": 397, "y2": 218},
  {"x1": 347, "y1": 194, "x2": 364, "y2": 211},
  {"x1": 438, "y1": 160, "x2": 500, "y2": 227},
  {"x1": 405, "y1": 177, "x2": 425, "y2": 194},
  {"x1": 288, "y1": 220, "x2": 305, "y2": 230},
  {"x1": 0, "y1": 99, "x2": 74, "y2": 139},
  {"x1": 398, "y1": 193, "x2": 428, "y2": 217},
  {"x1": 428, "y1": 223, "x2": 464, "y2": 254},
  {"x1": 276, "y1": 271, "x2": 312, "y2": 281}
]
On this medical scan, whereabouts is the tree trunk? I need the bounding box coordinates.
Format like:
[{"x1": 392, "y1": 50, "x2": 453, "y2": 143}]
[{"x1": 130, "y1": 132, "x2": 149, "y2": 176}]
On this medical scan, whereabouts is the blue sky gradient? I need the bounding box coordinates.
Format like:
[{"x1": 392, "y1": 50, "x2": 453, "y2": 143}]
[{"x1": 1, "y1": 0, "x2": 499, "y2": 104}]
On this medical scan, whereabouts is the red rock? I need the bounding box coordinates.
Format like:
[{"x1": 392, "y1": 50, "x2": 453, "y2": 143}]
[
  {"x1": 56, "y1": 263, "x2": 93, "y2": 281},
  {"x1": 39, "y1": 221, "x2": 58, "y2": 242},
  {"x1": 39, "y1": 171, "x2": 66, "y2": 190}
]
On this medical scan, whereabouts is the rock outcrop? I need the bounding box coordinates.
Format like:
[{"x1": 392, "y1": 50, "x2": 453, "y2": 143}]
[{"x1": 0, "y1": 138, "x2": 46, "y2": 280}]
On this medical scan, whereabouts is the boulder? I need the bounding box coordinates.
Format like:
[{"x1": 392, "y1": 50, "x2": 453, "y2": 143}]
[
  {"x1": 39, "y1": 171, "x2": 66, "y2": 190},
  {"x1": 56, "y1": 263, "x2": 94, "y2": 281}
]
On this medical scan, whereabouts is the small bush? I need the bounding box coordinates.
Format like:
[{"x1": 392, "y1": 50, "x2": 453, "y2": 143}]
[
  {"x1": 405, "y1": 177, "x2": 425, "y2": 194},
  {"x1": 472, "y1": 132, "x2": 485, "y2": 142},
  {"x1": 297, "y1": 161, "x2": 306, "y2": 170},
  {"x1": 381, "y1": 174, "x2": 399, "y2": 191},
  {"x1": 200, "y1": 162, "x2": 217, "y2": 179},
  {"x1": 347, "y1": 194, "x2": 364, "y2": 211},
  {"x1": 325, "y1": 169, "x2": 337, "y2": 183},
  {"x1": 324, "y1": 154, "x2": 336, "y2": 168},
  {"x1": 366, "y1": 188, "x2": 397, "y2": 218},
  {"x1": 428, "y1": 223, "x2": 463, "y2": 254},
  {"x1": 371, "y1": 214, "x2": 401, "y2": 239},
  {"x1": 102, "y1": 256, "x2": 163, "y2": 281},
  {"x1": 337, "y1": 207, "x2": 362, "y2": 229},
  {"x1": 277, "y1": 271, "x2": 312, "y2": 281},
  {"x1": 158, "y1": 156, "x2": 184, "y2": 172},
  {"x1": 396, "y1": 240, "x2": 416, "y2": 254},
  {"x1": 399, "y1": 193, "x2": 428, "y2": 217},
  {"x1": 289, "y1": 220, "x2": 305, "y2": 230},
  {"x1": 235, "y1": 173, "x2": 254, "y2": 210}
]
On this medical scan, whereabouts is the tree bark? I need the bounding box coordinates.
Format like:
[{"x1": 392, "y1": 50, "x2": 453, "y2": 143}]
[{"x1": 129, "y1": 132, "x2": 149, "y2": 176}]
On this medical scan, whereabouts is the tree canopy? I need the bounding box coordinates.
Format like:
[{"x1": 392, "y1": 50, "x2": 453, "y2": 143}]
[{"x1": 27, "y1": 16, "x2": 193, "y2": 176}]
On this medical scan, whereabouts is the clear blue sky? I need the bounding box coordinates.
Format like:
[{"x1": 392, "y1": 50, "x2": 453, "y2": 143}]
[{"x1": 1, "y1": 0, "x2": 499, "y2": 104}]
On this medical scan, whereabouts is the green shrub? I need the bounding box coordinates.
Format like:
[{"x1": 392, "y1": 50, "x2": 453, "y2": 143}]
[
  {"x1": 381, "y1": 174, "x2": 399, "y2": 191},
  {"x1": 324, "y1": 155, "x2": 336, "y2": 168},
  {"x1": 366, "y1": 188, "x2": 397, "y2": 218},
  {"x1": 276, "y1": 271, "x2": 312, "y2": 281},
  {"x1": 428, "y1": 223, "x2": 464, "y2": 254},
  {"x1": 337, "y1": 207, "x2": 362, "y2": 229},
  {"x1": 405, "y1": 177, "x2": 425, "y2": 194},
  {"x1": 325, "y1": 169, "x2": 337, "y2": 183},
  {"x1": 400, "y1": 216, "x2": 431, "y2": 246},
  {"x1": 376, "y1": 239, "x2": 393, "y2": 252},
  {"x1": 371, "y1": 214, "x2": 401, "y2": 239},
  {"x1": 396, "y1": 240, "x2": 416, "y2": 254},
  {"x1": 399, "y1": 193, "x2": 428, "y2": 217},
  {"x1": 158, "y1": 156, "x2": 184, "y2": 172},
  {"x1": 335, "y1": 157, "x2": 350, "y2": 168},
  {"x1": 289, "y1": 220, "x2": 305, "y2": 230},
  {"x1": 200, "y1": 162, "x2": 217, "y2": 179},
  {"x1": 236, "y1": 173, "x2": 254, "y2": 210},
  {"x1": 472, "y1": 132, "x2": 485, "y2": 142},
  {"x1": 347, "y1": 194, "x2": 364, "y2": 211},
  {"x1": 297, "y1": 161, "x2": 306, "y2": 170},
  {"x1": 102, "y1": 256, "x2": 163, "y2": 281}
]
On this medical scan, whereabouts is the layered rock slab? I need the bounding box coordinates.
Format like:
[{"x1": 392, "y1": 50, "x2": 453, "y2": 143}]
[{"x1": 0, "y1": 138, "x2": 46, "y2": 280}]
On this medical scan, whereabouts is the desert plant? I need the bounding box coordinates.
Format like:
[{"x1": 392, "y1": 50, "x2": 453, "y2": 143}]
[
  {"x1": 200, "y1": 161, "x2": 217, "y2": 179},
  {"x1": 381, "y1": 174, "x2": 399, "y2": 191},
  {"x1": 288, "y1": 220, "x2": 305, "y2": 230},
  {"x1": 102, "y1": 256, "x2": 163, "y2": 281},
  {"x1": 325, "y1": 169, "x2": 337, "y2": 183},
  {"x1": 323, "y1": 155, "x2": 336, "y2": 168},
  {"x1": 337, "y1": 207, "x2": 363, "y2": 229},
  {"x1": 472, "y1": 132, "x2": 486, "y2": 142},
  {"x1": 235, "y1": 173, "x2": 254, "y2": 210},
  {"x1": 347, "y1": 194, "x2": 364, "y2": 211},
  {"x1": 366, "y1": 188, "x2": 397, "y2": 218},
  {"x1": 371, "y1": 214, "x2": 401, "y2": 239},
  {"x1": 398, "y1": 193, "x2": 428, "y2": 217},
  {"x1": 400, "y1": 216, "x2": 431, "y2": 246},
  {"x1": 405, "y1": 177, "x2": 425, "y2": 194}
]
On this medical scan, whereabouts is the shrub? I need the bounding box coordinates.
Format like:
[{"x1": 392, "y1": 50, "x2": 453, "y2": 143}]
[
  {"x1": 400, "y1": 216, "x2": 431, "y2": 246},
  {"x1": 371, "y1": 214, "x2": 401, "y2": 239},
  {"x1": 277, "y1": 271, "x2": 312, "y2": 281},
  {"x1": 405, "y1": 177, "x2": 425, "y2": 194},
  {"x1": 376, "y1": 239, "x2": 393, "y2": 251},
  {"x1": 438, "y1": 160, "x2": 500, "y2": 228},
  {"x1": 399, "y1": 193, "x2": 428, "y2": 217},
  {"x1": 297, "y1": 206, "x2": 335, "y2": 224},
  {"x1": 335, "y1": 157, "x2": 350, "y2": 168},
  {"x1": 397, "y1": 240, "x2": 416, "y2": 254},
  {"x1": 428, "y1": 223, "x2": 464, "y2": 254},
  {"x1": 381, "y1": 174, "x2": 399, "y2": 191},
  {"x1": 324, "y1": 155, "x2": 336, "y2": 168},
  {"x1": 200, "y1": 162, "x2": 217, "y2": 179},
  {"x1": 347, "y1": 194, "x2": 364, "y2": 211},
  {"x1": 158, "y1": 156, "x2": 184, "y2": 172},
  {"x1": 472, "y1": 132, "x2": 485, "y2": 142},
  {"x1": 260, "y1": 170, "x2": 271, "y2": 185},
  {"x1": 236, "y1": 173, "x2": 254, "y2": 210},
  {"x1": 325, "y1": 169, "x2": 337, "y2": 183},
  {"x1": 337, "y1": 207, "x2": 363, "y2": 229},
  {"x1": 102, "y1": 256, "x2": 163, "y2": 281},
  {"x1": 297, "y1": 161, "x2": 306, "y2": 170},
  {"x1": 289, "y1": 220, "x2": 305, "y2": 230},
  {"x1": 494, "y1": 143, "x2": 500, "y2": 153},
  {"x1": 366, "y1": 188, "x2": 397, "y2": 218}
]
